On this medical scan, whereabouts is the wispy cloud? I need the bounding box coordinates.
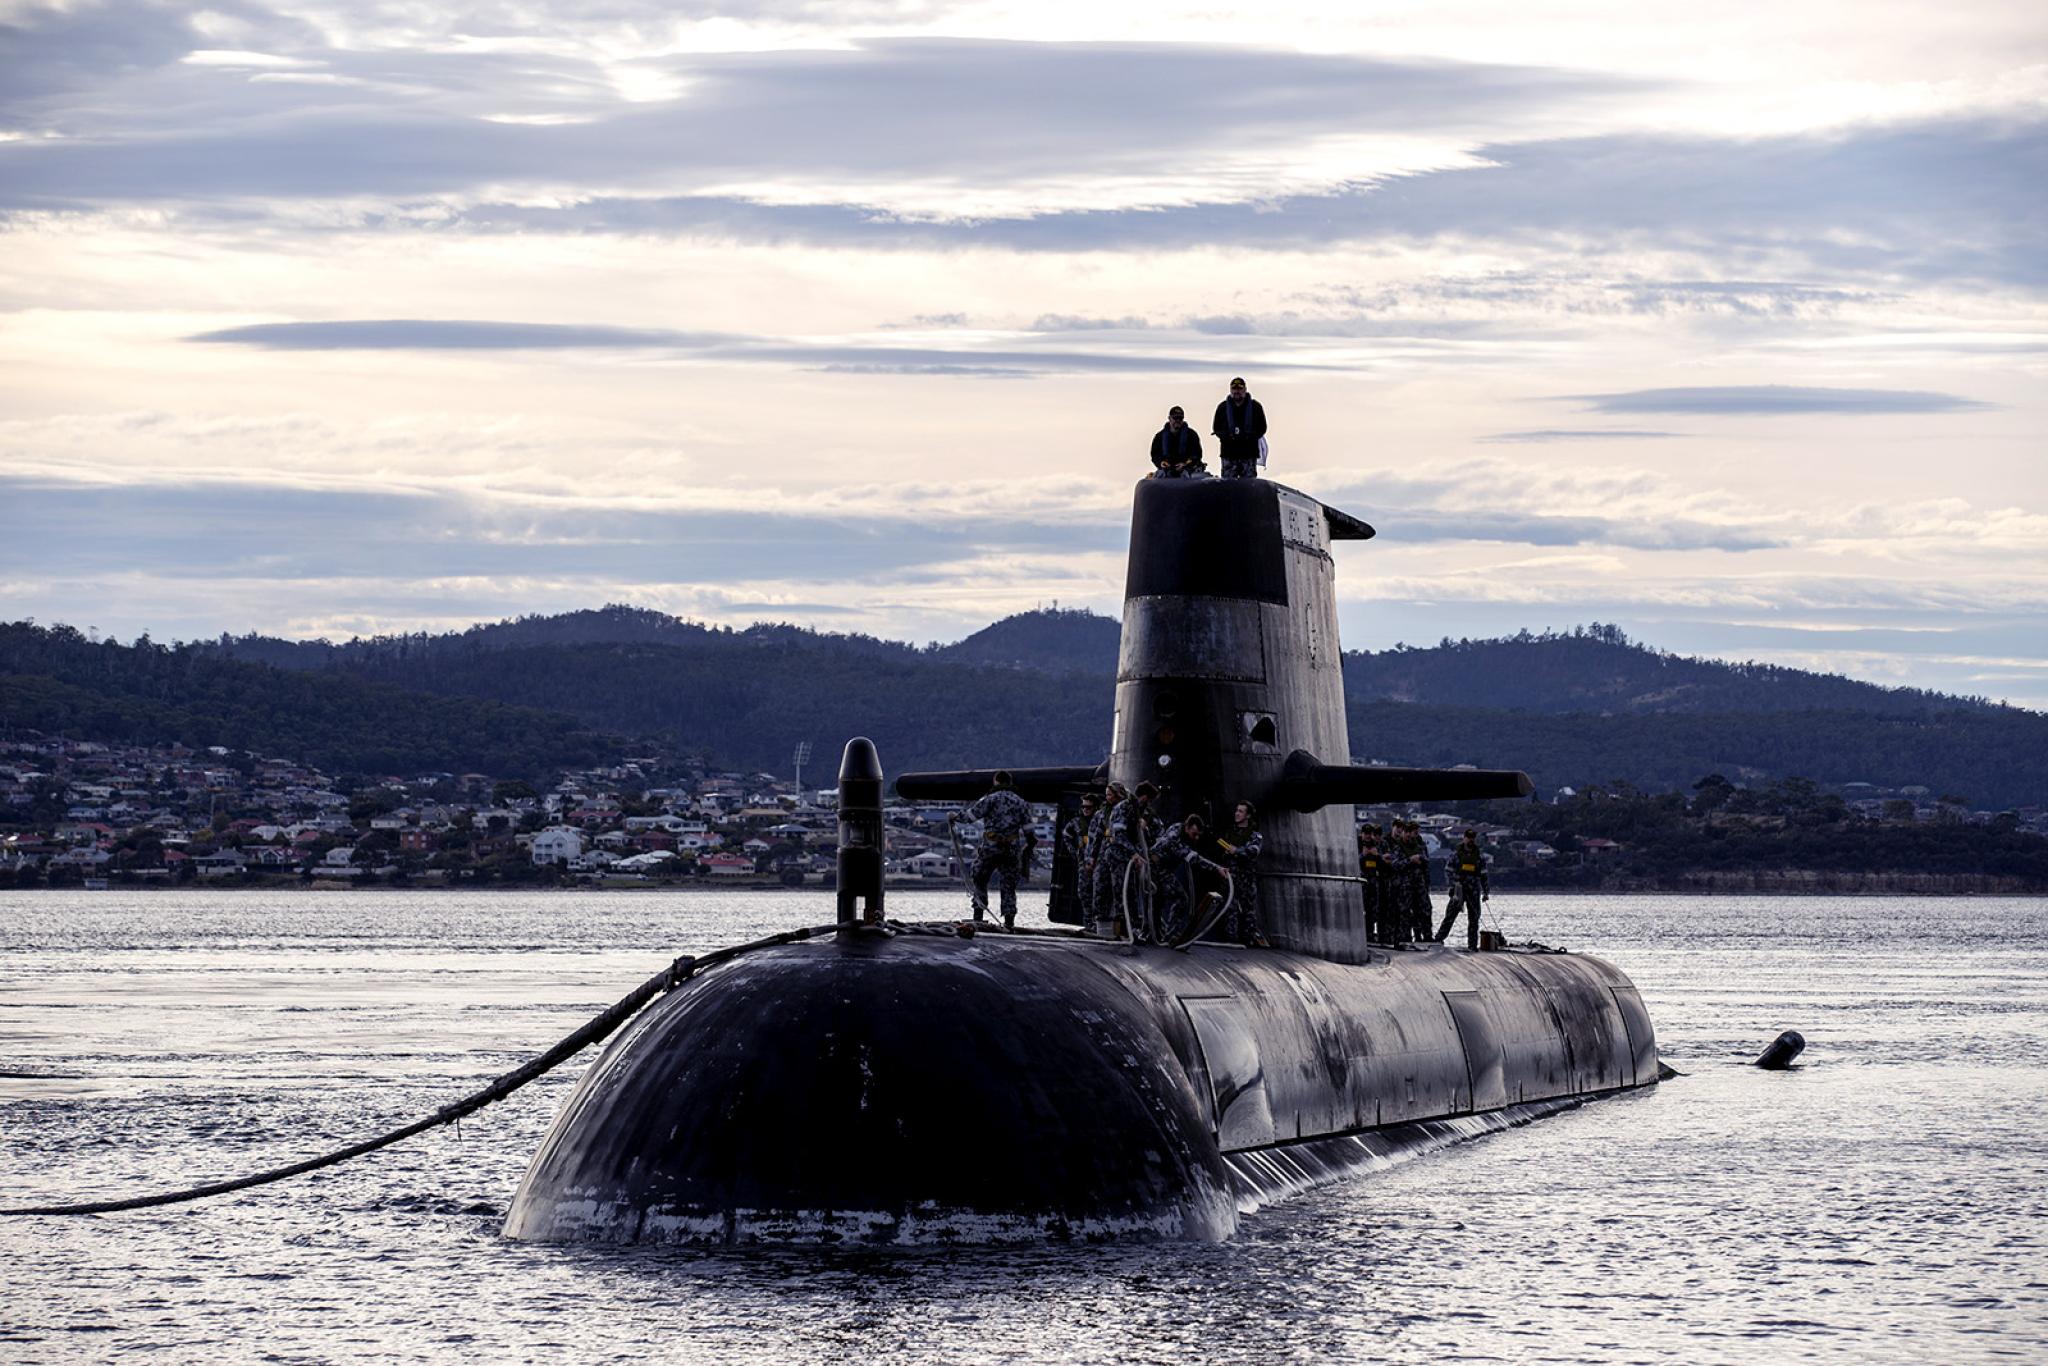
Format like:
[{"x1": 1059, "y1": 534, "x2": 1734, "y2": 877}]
[
  {"x1": 1563, "y1": 385, "x2": 1994, "y2": 415},
  {"x1": 1482, "y1": 429, "x2": 1686, "y2": 443},
  {"x1": 186, "y1": 317, "x2": 1359, "y2": 375}
]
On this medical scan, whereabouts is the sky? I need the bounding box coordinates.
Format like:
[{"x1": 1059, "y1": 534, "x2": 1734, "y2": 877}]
[{"x1": 2, "y1": 1, "x2": 2044, "y2": 705}]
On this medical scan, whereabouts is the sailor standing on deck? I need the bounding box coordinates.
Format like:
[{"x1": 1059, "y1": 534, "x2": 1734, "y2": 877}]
[
  {"x1": 1062, "y1": 791, "x2": 1099, "y2": 912},
  {"x1": 1357, "y1": 824, "x2": 1390, "y2": 943},
  {"x1": 1217, "y1": 800, "x2": 1269, "y2": 947},
  {"x1": 1102, "y1": 782, "x2": 1159, "y2": 939},
  {"x1": 1149, "y1": 813, "x2": 1225, "y2": 943},
  {"x1": 1437, "y1": 829, "x2": 1491, "y2": 950},
  {"x1": 1398, "y1": 820, "x2": 1433, "y2": 942},
  {"x1": 1087, "y1": 783, "x2": 1128, "y2": 932},
  {"x1": 1212, "y1": 377, "x2": 1268, "y2": 479},
  {"x1": 953, "y1": 771, "x2": 1030, "y2": 929}
]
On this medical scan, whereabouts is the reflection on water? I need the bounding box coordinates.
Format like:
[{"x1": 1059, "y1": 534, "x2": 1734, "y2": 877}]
[{"x1": 3, "y1": 889, "x2": 2045, "y2": 1361}]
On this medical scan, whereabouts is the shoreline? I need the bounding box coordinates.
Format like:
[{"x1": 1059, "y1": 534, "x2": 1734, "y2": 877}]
[{"x1": 10, "y1": 876, "x2": 2045, "y2": 897}]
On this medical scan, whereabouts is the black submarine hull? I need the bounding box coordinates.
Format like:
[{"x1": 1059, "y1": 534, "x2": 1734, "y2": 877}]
[{"x1": 503, "y1": 932, "x2": 1658, "y2": 1244}]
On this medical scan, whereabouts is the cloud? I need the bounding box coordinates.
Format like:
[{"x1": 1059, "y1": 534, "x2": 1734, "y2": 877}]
[
  {"x1": 1380, "y1": 510, "x2": 1788, "y2": 554},
  {"x1": 1563, "y1": 385, "x2": 1994, "y2": 415},
  {"x1": 0, "y1": 0, "x2": 201, "y2": 113},
  {"x1": 188, "y1": 319, "x2": 730, "y2": 349},
  {"x1": 186, "y1": 317, "x2": 1359, "y2": 375},
  {"x1": 0, "y1": 37, "x2": 1645, "y2": 214},
  {"x1": 425, "y1": 118, "x2": 2048, "y2": 288},
  {"x1": 1481, "y1": 429, "x2": 1686, "y2": 443},
  {"x1": 1032, "y1": 313, "x2": 1151, "y2": 332},
  {"x1": 0, "y1": 475, "x2": 1121, "y2": 586}
]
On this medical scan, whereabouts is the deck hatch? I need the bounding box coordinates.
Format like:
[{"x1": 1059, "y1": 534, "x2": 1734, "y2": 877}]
[
  {"x1": 1442, "y1": 990, "x2": 1509, "y2": 1113},
  {"x1": 1178, "y1": 997, "x2": 1277, "y2": 1151}
]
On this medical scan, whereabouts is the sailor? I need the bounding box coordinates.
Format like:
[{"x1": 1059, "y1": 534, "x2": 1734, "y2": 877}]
[
  {"x1": 1087, "y1": 783, "x2": 1128, "y2": 932},
  {"x1": 1398, "y1": 820, "x2": 1433, "y2": 941},
  {"x1": 1102, "y1": 782, "x2": 1158, "y2": 939},
  {"x1": 1215, "y1": 800, "x2": 1269, "y2": 946},
  {"x1": 1062, "y1": 792, "x2": 1098, "y2": 886},
  {"x1": 1062, "y1": 793, "x2": 1097, "y2": 862},
  {"x1": 1356, "y1": 824, "x2": 1389, "y2": 943},
  {"x1": 1149, "y1": 813, "x2": 1225, "y2": 944},
  {"x1": 1382, "y1": 820, "x2": 1409, "y2": 939},
  {"x1": 953, "y1": 771, "x2": 1030, "y2": 929},
  {"x1": 1211, "y1": 377, "x2": 1268, "y2": 479},
  {"x1": 1149, "y1": 407, "x2": 1207, "y2": 479},
  {"x1": 1436, "y1": 829, "x2": 1490, "y2": 950}
]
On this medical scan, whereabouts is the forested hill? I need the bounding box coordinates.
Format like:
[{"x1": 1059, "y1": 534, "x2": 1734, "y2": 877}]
[
  {"x1": 0, "y1": 623, "x2": 620, "y2": 779},
  {"x1": 207, "y1": 605, "x2": 921, "y2": 671},
  {"x1": 22, "y1": 611, "x2": 2047, "y2": 806},
  {"x1": 932, "y1": 609, "x2": 1121, "y2": 674},
  {"x1": 207, "y1": 608, "x2": 1991, "y2": 719},
  {"x1": 1344, "y1": 626, "x2": 1995, "y2": 716}
]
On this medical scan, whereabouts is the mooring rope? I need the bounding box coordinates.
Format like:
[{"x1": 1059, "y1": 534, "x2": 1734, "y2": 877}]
[{"x1": 1, "y1": 922, "x2": 844, "y2": 1218}]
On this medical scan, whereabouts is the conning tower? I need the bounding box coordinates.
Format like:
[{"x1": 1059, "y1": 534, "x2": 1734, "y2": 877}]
[
  {"x1": 902, "y1": 477, "x2": 1529, "y2": 960},
  {"x1": 1119, "y1": 477, "x2": 1388, "y2": 958}
]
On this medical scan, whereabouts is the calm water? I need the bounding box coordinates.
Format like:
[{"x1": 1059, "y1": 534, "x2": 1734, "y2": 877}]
[{"x1": 3, "y1": 888, "x2": 2044, "y2": 1363}]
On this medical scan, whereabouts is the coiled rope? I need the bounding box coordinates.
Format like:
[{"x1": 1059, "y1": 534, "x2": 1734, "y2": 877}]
[
  {"x1": 1, "y1": 922, "x2": 843, "y2": 1218},
  {"x1": 1170, "y1": 870, "x2": 1234, "y2": 951},
  {"x1": 1120, "y1": 854, "x2": 1151, "y2": 944}
]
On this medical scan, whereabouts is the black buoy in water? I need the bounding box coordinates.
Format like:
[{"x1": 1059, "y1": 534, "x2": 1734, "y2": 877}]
[{"x1": 1755, "y1": 1030, "x2": 1806, "y2": 1069}]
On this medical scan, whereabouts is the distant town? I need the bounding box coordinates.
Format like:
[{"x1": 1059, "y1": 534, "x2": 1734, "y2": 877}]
[{"x1": 4, "y1": 731, "x2": 2043, "y2": 893}]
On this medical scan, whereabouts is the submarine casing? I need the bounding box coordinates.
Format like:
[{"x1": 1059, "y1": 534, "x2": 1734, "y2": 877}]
[
  {"x1": 504, "y1": 933, "x2": 1658, "y2": 1243},
  {"x1": 504, "y1": 476, "x2": 1663, "y2": 1243}
]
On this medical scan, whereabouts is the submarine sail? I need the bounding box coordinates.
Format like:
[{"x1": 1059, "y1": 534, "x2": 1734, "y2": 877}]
[{"x1": 503, "y1": 477, "x2": 1662, "y2": 1244}]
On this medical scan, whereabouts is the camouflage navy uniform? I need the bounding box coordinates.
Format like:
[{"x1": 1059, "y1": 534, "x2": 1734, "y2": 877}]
[
  {"x1": 1399, "y1": 826, "x2": 1433, "y2": 941},
  {"x1": 1148, "y1": 824, "x2": 1223, "y2": 944},
  {"x1": 1100, "y1": 796, "x2": 1154, "y2": 936},
  {"x1": 1436, "y1": 837, "x2": 1489, "y2": 949},
  {"x1": 1085, "y1": 798, "x2": 1120, "y2": 929},
  {"x1": 1061, "y1": 811, "x2": 1089, "y2": 864},
  {"x1": 1215, "y1": 825, "x2": 1265, "y2": 945},
  {"x1": 1357, "y1": 829, "x2": 1391, "y2": 942},
  {"x1": 1061, "y1": 804, "x2": 1098, "y2": 925},
  {"x1": 962, "y1": 787, "x2": 1030, "y2": 927}
]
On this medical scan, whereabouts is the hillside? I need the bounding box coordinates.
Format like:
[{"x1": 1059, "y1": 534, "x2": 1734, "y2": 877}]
[
  {"x1": 0, "y1": 623, "x2": 621, "y2": 780},
  {"x1": 931, "y1": 608, "x2": 1121, "y2": 674},
  {"x1": 1344, "y1": 625, "x2": 1993, "y2": 716},
  {"x1": 181, "y1": 611, "x2": 2045, "y2": 806}
]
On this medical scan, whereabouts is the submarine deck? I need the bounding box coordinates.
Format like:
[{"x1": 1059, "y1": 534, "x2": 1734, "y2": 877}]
[{"x1": 504, "y1": 922, "x2": 1659, "y2": 1243}]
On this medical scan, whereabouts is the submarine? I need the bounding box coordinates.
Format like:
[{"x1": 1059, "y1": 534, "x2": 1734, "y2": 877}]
[{"x1": 503, "y1": 476, "x2": 1662, "y2": 1244}]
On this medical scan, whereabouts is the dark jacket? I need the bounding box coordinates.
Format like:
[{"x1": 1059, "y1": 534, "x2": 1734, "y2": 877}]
[
  {"x1": 1150, "y1": 424, "x2": 1203, "y2": 470},
  {"x1": 1211, "y1": 396, "x2": 1268, "y2": 462}
]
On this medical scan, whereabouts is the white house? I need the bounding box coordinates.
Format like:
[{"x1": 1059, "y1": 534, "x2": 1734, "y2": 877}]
[
  {"x1": 904, "y1": 850, "x2": 956, "y2": 877},
  {"x1": 530, "y1": 827, "x2": 585, "y2": 866}
]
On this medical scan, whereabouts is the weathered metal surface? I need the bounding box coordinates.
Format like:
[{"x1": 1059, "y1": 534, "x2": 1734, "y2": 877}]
[{"x1": 504, "y1": 933, "x2": 1656, "y2": 1245}]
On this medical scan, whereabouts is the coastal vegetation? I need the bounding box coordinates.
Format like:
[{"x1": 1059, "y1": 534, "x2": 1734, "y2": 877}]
[{"x1": 5, "y1": 608, "x2": 2045, "y2": 807}]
